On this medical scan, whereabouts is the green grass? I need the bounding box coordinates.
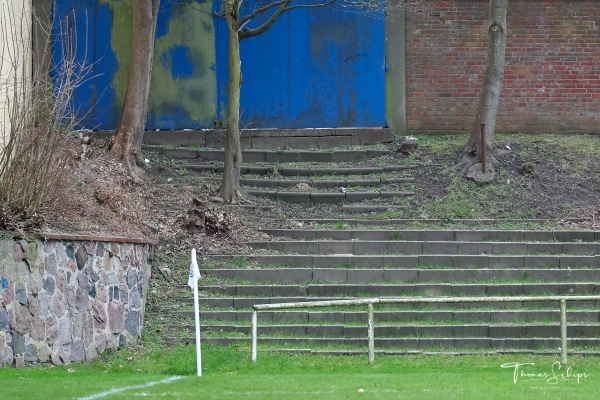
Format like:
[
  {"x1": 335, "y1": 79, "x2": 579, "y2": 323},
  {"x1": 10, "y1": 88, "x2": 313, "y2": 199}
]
[
  {"x1": 2, "y1": 344, "x2": 598, "y2": 400},
  {"x1": 308, "y1": 220, "x2": 573, "y2": 231},
  {"x1": 417, "y1": 173, "x2": 538, "y2": 219},
  {"x1": 511, "y1": 133, "x2": 600, "y2": 158},
  {"x1": 417, "y1": 134, "x2": 469, "y2": 153},
  {"x1": 174, "y1": 317, "x2": 576, "y2": 327},
  {"x1": 232, "y1": 256, "x2": 250, "y2": 268},
  {"x1": 417, "y1": 133, "x2": 600, "y2": 158},
  {"x1": 103, "y1": 133, "x2": 600, "y2": 399}
]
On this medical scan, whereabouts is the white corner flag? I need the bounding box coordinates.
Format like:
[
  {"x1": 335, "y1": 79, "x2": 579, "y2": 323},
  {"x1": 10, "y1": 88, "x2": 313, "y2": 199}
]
[
  {"x1": 188, "y1": 248, "x2": 202, "y2": 377},
  {"x1": 188, "y1": 248, "x2": 201, "y2": 289}
]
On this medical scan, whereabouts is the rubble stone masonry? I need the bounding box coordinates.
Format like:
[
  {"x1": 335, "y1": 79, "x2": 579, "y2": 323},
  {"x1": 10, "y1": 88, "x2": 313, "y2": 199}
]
[{"x1": 0, "y1": 235, "x2": 151, "y2": 366}]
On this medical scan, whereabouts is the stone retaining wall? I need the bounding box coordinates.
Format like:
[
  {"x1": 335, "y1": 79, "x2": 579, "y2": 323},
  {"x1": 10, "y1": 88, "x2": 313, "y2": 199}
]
[{"x1": 0, "y1": 235, "x2": 152, "y2": 366}]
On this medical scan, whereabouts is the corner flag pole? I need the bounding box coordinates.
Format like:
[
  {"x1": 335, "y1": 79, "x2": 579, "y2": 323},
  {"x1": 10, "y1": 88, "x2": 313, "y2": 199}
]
[{"x1": 189, "y1": 248, "x2": 202, "y2": 377}]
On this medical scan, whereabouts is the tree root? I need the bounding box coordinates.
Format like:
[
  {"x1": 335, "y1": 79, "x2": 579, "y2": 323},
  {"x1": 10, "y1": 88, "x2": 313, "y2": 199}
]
[
  {"x1": 122, "y1": 154, "x2": 147, "y2": 184},
  {"x1": 443, "y1": 154, "x2": 477, "y2": 176},
  {"x1": 444, "y1": 153, "x2": 500, "y2": 176},
  {"x1": 215, "y1": 189, "x2": 254, "y2": 205}
]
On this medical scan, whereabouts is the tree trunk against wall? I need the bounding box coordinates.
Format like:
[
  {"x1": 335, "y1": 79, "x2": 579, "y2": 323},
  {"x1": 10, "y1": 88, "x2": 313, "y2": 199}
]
[
  {"x1": 454, "y1": 0, "x2": 508, "y2": 176},
  {"x1": 216, "y1": 0, "x2": 404, "y2": 202},
  {"x1": 218, "y1": 0, "x2": 290, "y2": 203},
  {"x1": 219, "y1": 2, "x2": 244, "y2": 203},
  {"x1": 110, "y1": 0, "x2": 159, "y2": 182}
]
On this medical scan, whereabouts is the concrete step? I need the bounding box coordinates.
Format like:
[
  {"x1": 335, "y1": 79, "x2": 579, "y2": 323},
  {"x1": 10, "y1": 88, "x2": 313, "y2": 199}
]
[
  {"x1": 222, "y1": 205, "x2": 409, "y2": 213},
  {"x1": 134, "y1": 127, "x2": 394, "y2": 149},
  {"x1": 240, "y1": 177, "x2": 414, "y2": 189},
  {"x1": 261, "y1": 218, "x2": 593, "y2": 227},
  {"x1": 198, "y1": 281, "x2": 599, "y2": 296},
  {"x1": 247, "y1": 190, "x2": 415, "y2": 204},
  {"x1": 146, "y1": 147, "x2": 389, "y2": 163},
  {"x1": 167, "y1": 336, "x2": 600, "y2": 349},
  {"x1": 191, "y1": 292, "x2": 600, "y2": 309},
  {"x1": 205, "y1": 267, "x2": 599, "y2": 283},
  {"x1": 176, "y1": 309, "x2": 600, "y2": 323},
  {"x1": 260, "y1": 348, "x2": 600, "y2": 356},
  {"x1": 243, "y1": 240, "x2": 600, "y2": 255},
  {"x1": 184, "y1": 164, "x2": 415, "y2": 176},
  {"x1": 259, "y1": 229, "x2": 600, "y2": 242},
  {"x1": 208, "y1": 254, "x2": 600, "y2": 269},
  {"x1": 343, "y1": 205, "x2": 408, "y2": 213},
  {"x1": 173, "y1": 323, "x2": 600, "y2": 338}
]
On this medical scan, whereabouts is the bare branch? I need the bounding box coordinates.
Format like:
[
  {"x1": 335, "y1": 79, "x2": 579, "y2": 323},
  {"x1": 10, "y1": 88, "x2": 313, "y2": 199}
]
[
  {"x1": 0, "y1": 3, "x2": 92, "y2": 231},
  {"x1": 284, "y1": 0, "x2": 337, "y2": 13},
  {"x1": 237, "y1": 0, "x2": 425, "y2": 40},
  {"x1": 238, "y1": 0, "x2": 292, "y2": 40},
  {"x1": 238, "y1": 0, "x2": 287, "y2": 28}
]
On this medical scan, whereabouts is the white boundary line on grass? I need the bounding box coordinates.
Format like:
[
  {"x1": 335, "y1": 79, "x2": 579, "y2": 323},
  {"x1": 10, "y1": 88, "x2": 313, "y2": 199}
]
[
  {"x1": 78, "y1": 375, "x2": 184, "y2": 400},
  {"x1": 220, "y1": 389, "x2": 405, "y2": 396}
]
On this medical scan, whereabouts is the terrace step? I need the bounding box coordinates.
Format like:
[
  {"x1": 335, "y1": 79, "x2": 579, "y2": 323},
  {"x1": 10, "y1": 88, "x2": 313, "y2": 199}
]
[
  {"x1": 246, "y1": 190, "x2": 415, "y2": 204},
  {"x1": 166, "y1": 336, "x2": 600, "y2": 349},
  {"x1": 258, "y1": 229, "x2": 600, "y2": 242},
  {"x1": 135, "y1": 127, "x2": 394, "y2": 149},
  {"x1": 342, "y1": 205, "x2": 408, "y2": 213},
  {"x1": 206, "y1": 268, "x2": 599, "y2": 284},
  {"x1": 243, "y1": 240, "x2": 600, "y2": 255},
  {"x1": 189, "y1": 293, "x2": 600, "y2": 309},
  {"x1": 176, "y1": 309, "x2": 600, "y2": 323},
  {"x1": 208, "y1": 254, "x2": 600, "y2": 268},
  {"x1": 145, "y1": 147, "x2": 389, "y2": 163},
  {"x1": 261, "y1": 348, "x2": 600, "y2": 356},
  {"x1": 220, "y1": 205, "x2": 410, "y2": 214},
  {"x1": 184, "y1": 165, "x2": 416, "y2": 176},
  {"x1": 240, "y1": 177, "x2": 415, "y2": 189},
  {"x1": 171, "y1": 323, "x2": 600, "y2": 338},
  {"x1": 197, "y1": 281, "x2": 600, "y2": 295},
  {"x1": 152, "y1": 132, "x2": 600, "y2": 353},
  {"x1": 259, "y1": 218, "x2": 593, "y2": 227}
]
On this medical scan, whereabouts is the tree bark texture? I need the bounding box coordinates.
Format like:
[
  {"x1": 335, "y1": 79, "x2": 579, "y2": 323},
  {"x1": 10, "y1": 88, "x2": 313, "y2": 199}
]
[
  {"x1": 219, "y1": 1, "x2": 244, "y2": 203},
  {"x1": 218, "y1": 0, "x2": 295, "y2": 203},
  {"x1": 110, "y1": 0, "x2": 159, "y2": 180},
  {"x1": 457, "y1": 0, "x2": 508, "y2": 174}
]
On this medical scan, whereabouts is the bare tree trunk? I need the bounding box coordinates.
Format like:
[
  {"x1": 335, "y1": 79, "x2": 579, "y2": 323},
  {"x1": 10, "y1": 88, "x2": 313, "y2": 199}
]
[
  {"x1": 453, "y1": 0, "x2": 508, "y2": 176},
  {"x1": 216, "y1": 0, "x2": 389, "y2": 202},
  {"x1": 110, "y1": 0, "x2": 159, "y2": 182},
  {"x1": 219, "y1": 3, "x2": 244, "y2": 204}
]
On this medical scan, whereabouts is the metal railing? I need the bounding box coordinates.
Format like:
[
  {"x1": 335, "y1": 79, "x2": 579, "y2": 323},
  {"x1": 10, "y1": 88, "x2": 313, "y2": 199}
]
[{"x1": 251, "y1": 295, "x2": 600, "y2": 364}]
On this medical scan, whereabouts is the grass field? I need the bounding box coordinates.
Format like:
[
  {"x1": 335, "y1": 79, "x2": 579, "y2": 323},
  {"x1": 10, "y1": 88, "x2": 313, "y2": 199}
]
[{"x1": 1, "y1": 343, "x2": 598, "y2": 399}]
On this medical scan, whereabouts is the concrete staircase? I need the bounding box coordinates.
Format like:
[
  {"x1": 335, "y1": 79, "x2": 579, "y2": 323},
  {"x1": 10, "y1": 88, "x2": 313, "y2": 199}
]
[
  {"x1": 183, "y1": 150, "x2": 416, "y2": 211},
  {"x1": 149, "y1": 130, "x2": 600, "y2": 355}
]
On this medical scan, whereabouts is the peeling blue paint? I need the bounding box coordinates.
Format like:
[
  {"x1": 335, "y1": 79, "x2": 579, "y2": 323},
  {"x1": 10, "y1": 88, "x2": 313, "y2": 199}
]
[
  {"x1": 148, "y1": 104, "x2": 201, "y2": 129},
  {"x1": 53, "y1": 0, "x2": 385, "y2": 129},
  {"x1": 155, "y1": 9, "x2": 170, "y2": 38},
  {"x1": 235, "y1": 2, "x2": 385, "y2": 128},
  {"x1": 53, "y1": 1, "x2": 119, "y2": 129},
  {"x1": 1, "y1": 276, "x2": 8, "y2": 289},
  {"x1": 162, "y1": 46, "x2": 194, "y2": 80}
]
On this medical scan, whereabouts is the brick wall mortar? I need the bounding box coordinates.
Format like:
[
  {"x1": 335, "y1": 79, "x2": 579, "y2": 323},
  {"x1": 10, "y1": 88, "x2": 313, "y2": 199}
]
[{"x1": 404, "y1": 0, "x2": 600, "y2": 134}]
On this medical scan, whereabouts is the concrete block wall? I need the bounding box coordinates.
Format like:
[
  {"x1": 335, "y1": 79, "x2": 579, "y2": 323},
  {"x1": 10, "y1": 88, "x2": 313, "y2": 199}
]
[
  {"x1": 405, "y1": 0, "x2": 600, "y2": 134},
  {"x1": 0, "y1": 235, "x2": 152, "y2": 367}
]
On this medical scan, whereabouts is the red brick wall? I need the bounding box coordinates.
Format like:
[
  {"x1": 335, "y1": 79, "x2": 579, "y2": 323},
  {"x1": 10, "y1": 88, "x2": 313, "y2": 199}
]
[{"x1": 405, "y1": 0, "x2": 600, "y2": 134}]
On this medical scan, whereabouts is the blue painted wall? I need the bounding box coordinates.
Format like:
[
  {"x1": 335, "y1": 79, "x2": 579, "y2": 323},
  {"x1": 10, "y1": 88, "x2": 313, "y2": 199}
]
[
  {"x1": 53, "y1": 1, "x2": 119, "y2": 129},
  {"x1": 237, "y1": 3, "x2": 386, "y2": 128},
  {"x1": 53, "y1": 0, "x2": 385, "y2": 130}
]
